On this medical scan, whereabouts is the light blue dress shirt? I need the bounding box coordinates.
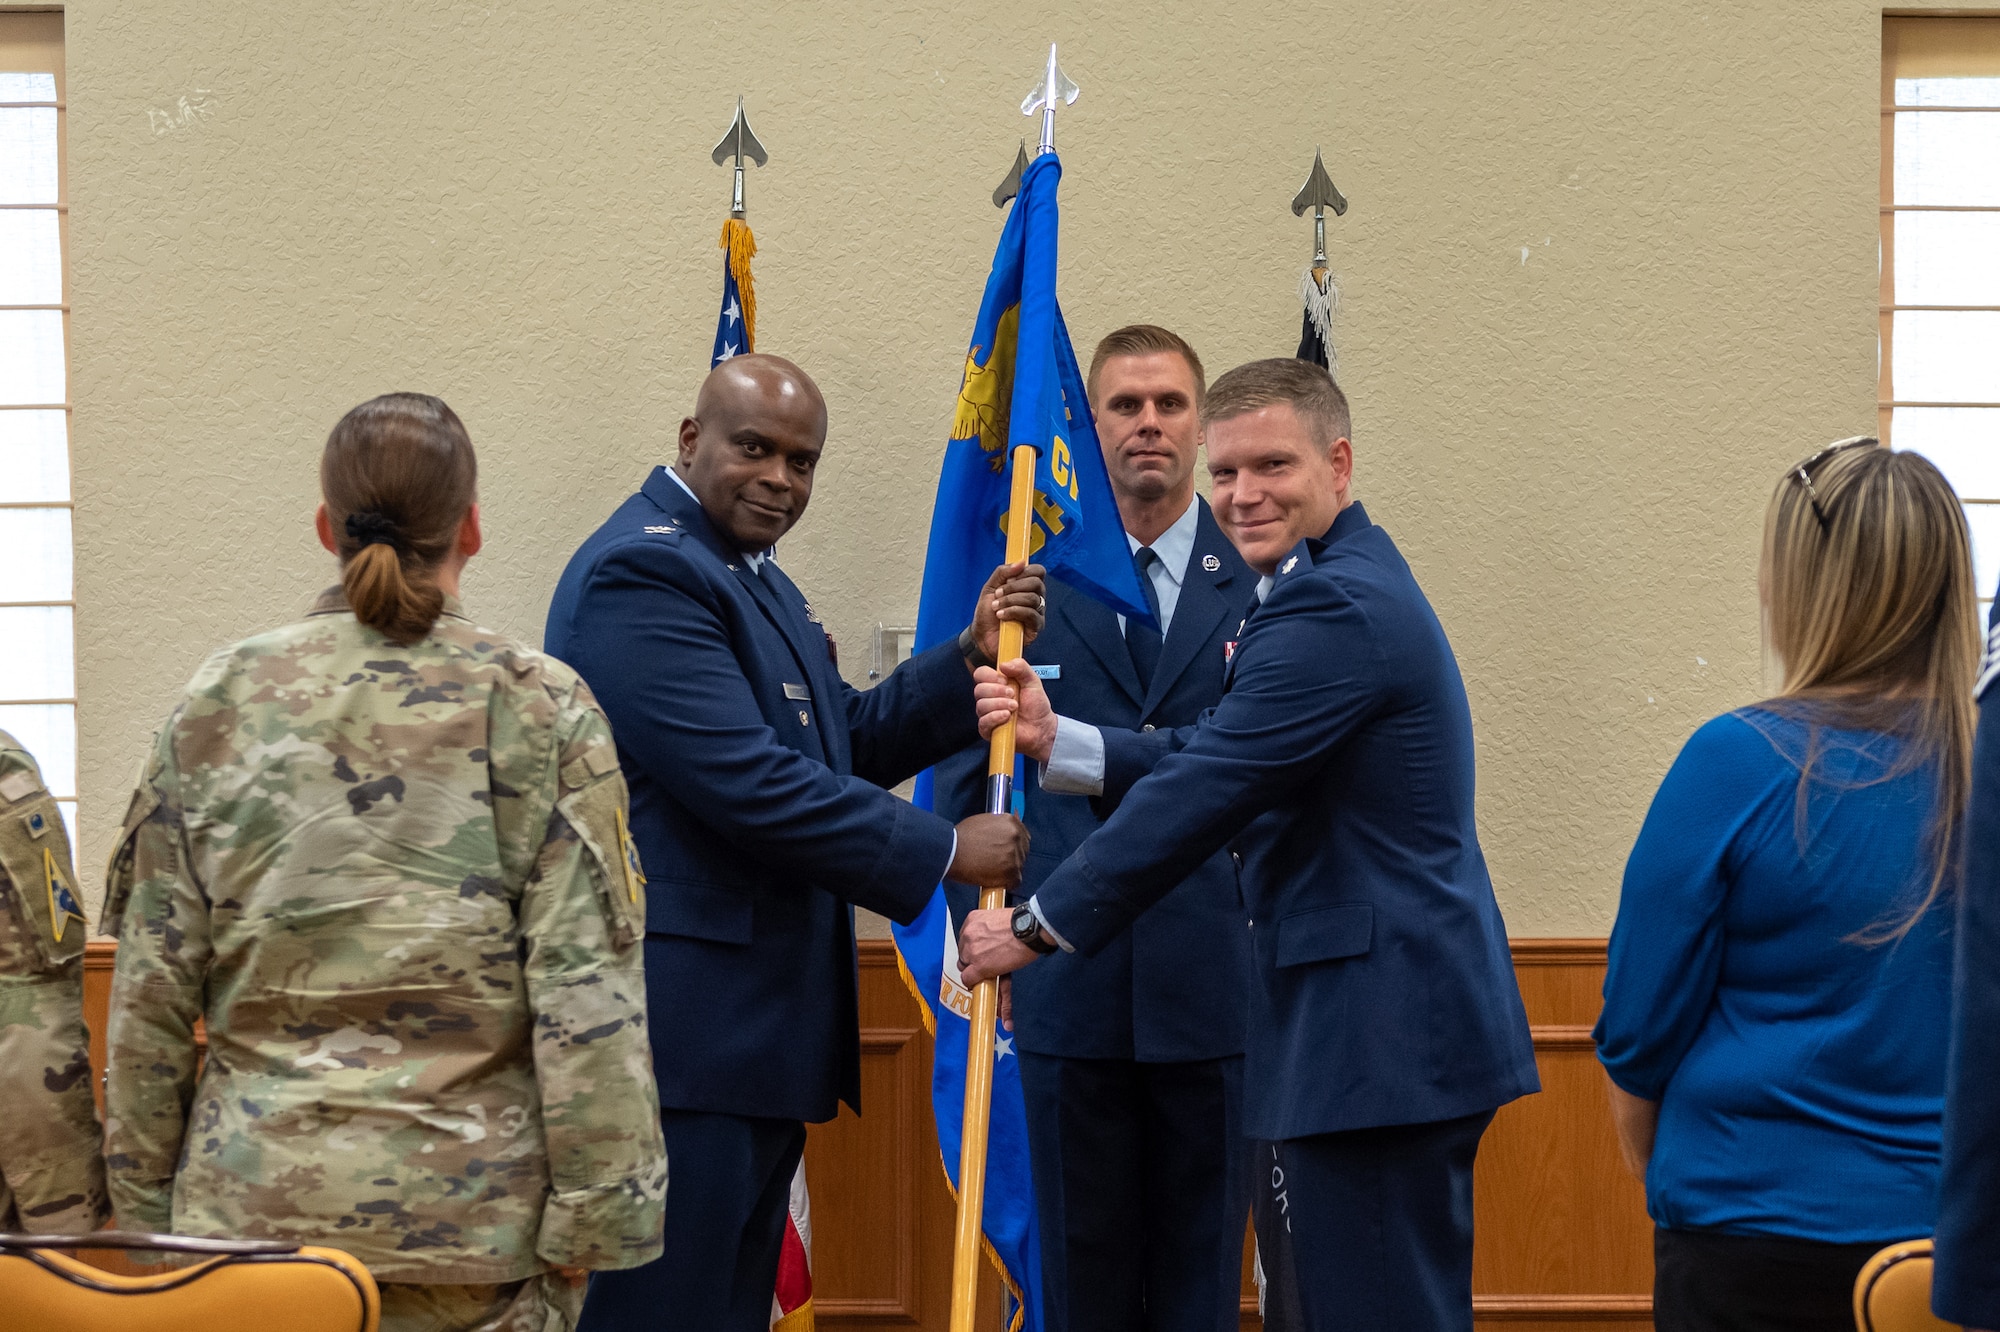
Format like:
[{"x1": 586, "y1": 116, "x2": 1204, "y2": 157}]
[{"x1": 1027, "y1": 500, "x2": 1212, "y2": 951}]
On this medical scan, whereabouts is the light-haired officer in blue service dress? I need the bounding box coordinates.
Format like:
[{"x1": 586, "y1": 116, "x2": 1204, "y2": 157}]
[
  {"x1": 545, "y1": 355, "x2": 1046, "y2": 1332},
  {"x1": 957, "y1": 358, "x2": 1539, "y2": 1332},
  {"x1": 935, "y1": 325, "x2": 1256, "y2": 1332}
]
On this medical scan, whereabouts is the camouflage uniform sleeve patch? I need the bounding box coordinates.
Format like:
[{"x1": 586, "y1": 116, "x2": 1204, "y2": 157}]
[
  {"x1": 0, "y1": 751, "x2": 84, "y2": 968},
  {"x1": 554, "y1": 747, "x2": 646, "y2": 951}
]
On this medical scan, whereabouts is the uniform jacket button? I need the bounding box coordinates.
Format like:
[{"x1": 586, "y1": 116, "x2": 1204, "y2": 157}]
[{"x1": 1141, "y1": 723, "x2": 1156, "y2": 732}]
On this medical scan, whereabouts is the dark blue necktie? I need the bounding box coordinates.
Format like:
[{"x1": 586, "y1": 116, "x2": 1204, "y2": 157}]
[{"x1": 1127, "y1": 546, "x2": 1165, "y2": 693}]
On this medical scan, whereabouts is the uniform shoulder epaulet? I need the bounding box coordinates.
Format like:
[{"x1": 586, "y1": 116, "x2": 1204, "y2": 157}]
[{"x1": 1271, "y1": 540, "x2": 1318, "y2": 589}]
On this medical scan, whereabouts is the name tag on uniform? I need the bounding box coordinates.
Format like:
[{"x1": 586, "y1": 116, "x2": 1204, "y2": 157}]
[
  {"x1": 784, "y1": 682, "x2": 812, "y2": 701},
  {"x1": 1033, "y1": 665, "x2": 1060, "y2": 680}
]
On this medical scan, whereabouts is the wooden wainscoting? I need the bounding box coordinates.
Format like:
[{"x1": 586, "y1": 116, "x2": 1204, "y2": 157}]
[
  {"x1": 79, "y1": 938, "x2": 1648, "y2": 1328},
  {"x1": 1469, "y1": 940, "x2": 1653, "y2": 1330}
]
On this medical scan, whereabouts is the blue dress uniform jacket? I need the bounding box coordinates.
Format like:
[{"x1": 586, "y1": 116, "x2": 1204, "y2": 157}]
[
  {"x1": 544, "y1": 468, "x2": 976, "y2": 1124},
  {"x1": 1932, "y1": 600, "x2": 2000, "y2": 1328},
  {"x1": 1035, "y1": 502, "x2": 1539, "y2": 1140},
  {"x1": 936, "y1": 498, "x2": 1254, "y2": 1062}
]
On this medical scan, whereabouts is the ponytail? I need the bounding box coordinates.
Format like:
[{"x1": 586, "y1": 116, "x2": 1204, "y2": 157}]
[
  {"x1": 341, "y1": 527, "x2": 446, "y2": 646},
  {"x1": 321, "y1": 393, "x2": 477, "y2": 645}
]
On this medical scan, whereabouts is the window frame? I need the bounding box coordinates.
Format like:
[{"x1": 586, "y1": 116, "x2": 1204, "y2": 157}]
[
  {"x1": 1881, "y1": 16, "x2": 2000, "y2": 612},
  {"x1": 0, "y1": 9, "x2": 76, "y2": 841}
]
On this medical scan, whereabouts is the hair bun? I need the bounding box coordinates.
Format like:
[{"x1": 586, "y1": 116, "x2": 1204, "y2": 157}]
[{"x1": 345, "y1": 510, "x2": 406, "y2": 553}]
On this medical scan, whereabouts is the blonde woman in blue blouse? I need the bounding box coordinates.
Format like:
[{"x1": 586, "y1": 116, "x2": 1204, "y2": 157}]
[{"x1": 1596, "y1": 438, "x2": 1977, "y2": 1332}]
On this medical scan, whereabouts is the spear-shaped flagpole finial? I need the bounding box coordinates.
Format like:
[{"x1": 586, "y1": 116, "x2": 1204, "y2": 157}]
[
  {"x1": 1291, "y1": 146, "x2": 1348, "y2": 279},
  {"x1": 1021, "y1": 43, "x2": 1079, "y2": 156},
  {"x1": 711, "y1": 95, "x2": 769, "y2": 218},
  {"x1": 993, "y1": 139, "x2": 1030, "y2": 209}
]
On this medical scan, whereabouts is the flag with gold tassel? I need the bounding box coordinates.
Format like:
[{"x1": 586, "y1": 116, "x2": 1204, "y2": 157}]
[
  {"x1": 713, "y1": 216, "x2": 756, "y2": 366},
  {"x1": 771, "y1": 1158, "x2": 814, "y2": 1329},
  {"x1": 710, "y1": 95, "x2": 766, "y2": 368}
]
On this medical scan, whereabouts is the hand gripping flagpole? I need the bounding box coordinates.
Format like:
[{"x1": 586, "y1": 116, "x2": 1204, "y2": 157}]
[{"x1": 949, "y1": 44, "x2": 1078, "y2": 1332}]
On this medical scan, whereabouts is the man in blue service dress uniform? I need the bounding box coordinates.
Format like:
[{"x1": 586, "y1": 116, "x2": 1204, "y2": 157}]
[
  {"x1": 935, "y1": 325, "x2": 1256, "y2": 1332},
  {"x1": 546, "y1": 354, "x2": 1045, "y2": 1332},
  {"x1": 959, "y1": 358, "x2": 1539, "y2": 1332},
  {"x1": 1933, "y1": 594, "x2": 2000, "y2": 1332}
]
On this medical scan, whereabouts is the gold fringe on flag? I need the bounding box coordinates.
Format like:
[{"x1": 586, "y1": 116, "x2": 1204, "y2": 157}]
[{"x1": 720, "y1": 217, "x2": 757, "y2": 352}]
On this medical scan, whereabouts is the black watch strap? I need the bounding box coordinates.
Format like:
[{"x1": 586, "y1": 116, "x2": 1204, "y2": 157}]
[
  {"x1": 958, "y1": 624, "x2": 996, "y2": 670},
  {"x1": 1011, "y1": 904, "x2": 1058, "y2": 955}
]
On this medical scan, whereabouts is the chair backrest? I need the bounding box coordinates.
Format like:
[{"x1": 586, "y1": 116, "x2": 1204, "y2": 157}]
[
  {"x1": 0, "y1": 1231, "x2": 378, "y2": 1332},
  {"x1": 1854, "y1": 1238, "x2": 1961, "y2": 1332}
]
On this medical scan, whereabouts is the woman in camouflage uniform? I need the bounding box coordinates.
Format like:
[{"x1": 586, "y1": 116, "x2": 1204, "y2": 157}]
[
  {"x1": 0, "y1": 729, "x2": 105, "y2": 1235},
  {"x1": 100, "y1": 393, "x2": 667, "y2": 1332}
]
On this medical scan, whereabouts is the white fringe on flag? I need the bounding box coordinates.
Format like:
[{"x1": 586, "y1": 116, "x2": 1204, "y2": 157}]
[{"x1": 1300, "y1": 266, "x2": 1341, "y2": 376}]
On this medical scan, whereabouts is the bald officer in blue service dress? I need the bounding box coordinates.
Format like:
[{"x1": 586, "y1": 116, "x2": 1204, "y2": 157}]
[
  {"x1": 545, "y1": 354, "x2": 1045, "y2": 1332},
  {"x1": 935, "y1": 325, "x2": 1255, "y2": 1332},
  {"x1": 958, "y1": 358, "x2": 1540, "y2": 1332}
]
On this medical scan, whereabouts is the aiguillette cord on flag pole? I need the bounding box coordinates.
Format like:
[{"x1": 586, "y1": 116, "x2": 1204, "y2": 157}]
[{"x1": 948, "y1": 40, "x2": 1080, "y2": 1332}]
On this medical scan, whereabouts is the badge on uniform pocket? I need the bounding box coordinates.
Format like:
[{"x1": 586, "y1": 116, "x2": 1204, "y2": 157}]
[
  {"x1": 1224, "y1": 641, "x2": 1239, "y2": 663},
  {"x1": 784, "y1": 683, "x2": 812, "y2": 701},
  {"x1": 22, "y1": 808, "x2": 50, "y2": 839}
]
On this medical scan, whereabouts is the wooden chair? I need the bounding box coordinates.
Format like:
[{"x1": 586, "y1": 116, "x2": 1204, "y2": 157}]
[
  {"x1": 0, "y1": 1231, "x2": 378, "y2": 1332},
  {"x1": 1854, "y1": 1238, "x2": 1961, "y2": 1332}
]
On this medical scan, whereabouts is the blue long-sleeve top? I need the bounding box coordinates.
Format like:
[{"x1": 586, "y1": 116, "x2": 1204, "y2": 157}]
[{"x1": 1594, "y1": 706, "x2": 1953, "y2": 1243}]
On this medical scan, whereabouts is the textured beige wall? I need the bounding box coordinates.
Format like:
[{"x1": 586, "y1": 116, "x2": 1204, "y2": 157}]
[{"x1": 60, "y1": 0, "x2": 1933, "y2": 930}]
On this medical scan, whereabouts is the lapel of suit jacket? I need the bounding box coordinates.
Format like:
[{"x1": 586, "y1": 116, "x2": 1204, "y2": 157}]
[
  {"x1": 1055, "y1": 581, "x2": 1144, "y2": 708},
  {"x1": 760, "y1": 560, "x2": 850, "y2": 769},
  {"x1": 1140, "y1": 499, "x2": 1239, "y2": 719},
  {"x1": 732, "y1": 558, "x2": 825, "y2": 695},
  {"x1": 645, "y1": 469, "x2": 832, "y2": 740}
]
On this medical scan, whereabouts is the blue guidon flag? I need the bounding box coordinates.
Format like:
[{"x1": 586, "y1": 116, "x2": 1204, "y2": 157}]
[{"x1": 892, "y1": 148, "x2": 1151, "y2": 1332}]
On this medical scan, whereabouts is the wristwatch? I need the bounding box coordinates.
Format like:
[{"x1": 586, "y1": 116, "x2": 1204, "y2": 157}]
[
  {"x1": 1011, "y1": 904, "x2": 1058, "y2": 955},
  {"x1": 957, "y1": 624, "x2": 996, "y2": 670}
]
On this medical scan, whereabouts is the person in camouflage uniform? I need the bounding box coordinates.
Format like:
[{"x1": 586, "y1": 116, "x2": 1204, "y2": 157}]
[
  {"x1": 0, "y1": 729, "x2": 107, "y2": 1234},
  {"x1": 99, "y1": 393, "x2": 666, "y2": 1332}
]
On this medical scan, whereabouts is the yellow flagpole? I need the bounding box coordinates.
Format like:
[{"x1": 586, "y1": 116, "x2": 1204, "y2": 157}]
[{"x1": 948, "y1": 440, "x2": 1038, "y2": 1332}]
